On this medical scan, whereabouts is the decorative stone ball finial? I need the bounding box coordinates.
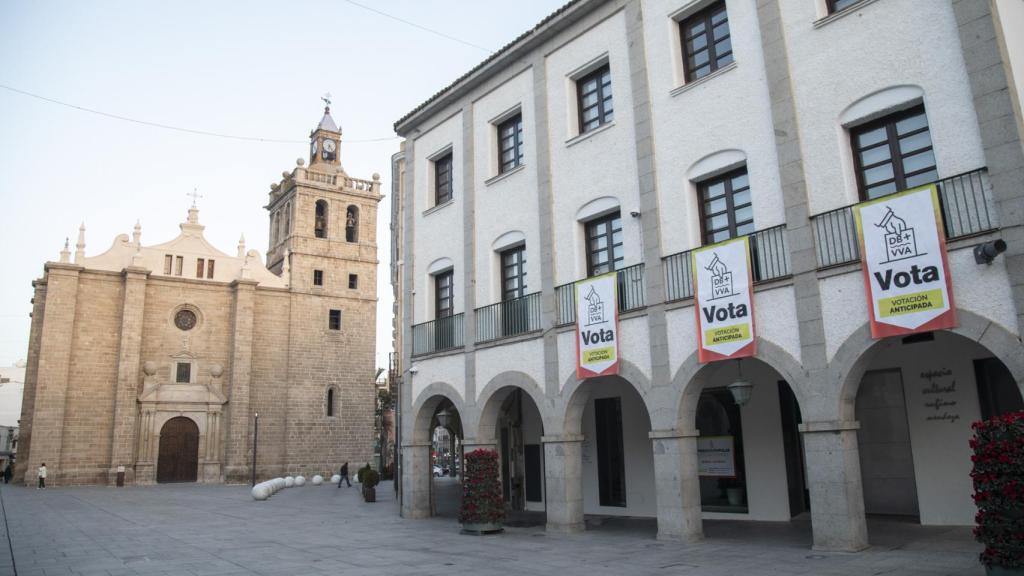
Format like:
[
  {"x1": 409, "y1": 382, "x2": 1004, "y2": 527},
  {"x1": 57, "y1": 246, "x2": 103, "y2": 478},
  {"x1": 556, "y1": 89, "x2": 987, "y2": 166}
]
[
  {"x1": 296, "y1": 158, "x2": 305, "y2": 167},
  {"x1": 270, "y1": 183, "x2": 279, "y2": 192},
  {"x1": 372, "y1": 173, "x2": 381, "y2": 181},
  {"x1": 210, "y1": 363, "x2": 223, "y2": 378},
  {"x1": 281, "y1": 171, "x2": 291, "y2": 180},
  {"x1": 143, "y1": 361, "x2": 158, "y2": 376}
]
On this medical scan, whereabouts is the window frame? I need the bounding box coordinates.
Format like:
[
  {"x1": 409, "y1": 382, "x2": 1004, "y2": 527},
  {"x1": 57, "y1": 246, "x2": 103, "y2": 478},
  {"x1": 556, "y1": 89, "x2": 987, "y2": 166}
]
[
  {"x1": 585, "y1": 212, "x2": 624, "y2": 277},
  {"x1": 497, "y1": 113, "x2": 524, "y2": 174},
  {"x1": 827, "y1": 0, "x2": 862, "y2": 14},
  {"x1": 850, "y1": 104, "x2": 937, "y2": 201},
  {"x1": 576, "y1": 64, "x2": 614, "y2": 135},
  {"x1": 435, "y1": 270, "x2": 454, "y2": 319},
  {"x1": 500, "y1": 245, "x2": 527, "y2": 301},
  {"x1": 697, "y1": 167, "x2": 753, "y2": 245},
  {"x1": 328, "y1": 309, "x2": 342, "y2": 331},
  {"x1": 175, "y1": 362, "x2": 191, "y2": 384},
  {"x1": 434, "y1": 153, "x2": 454, "y2": 205},
  {"x1": 315, "y1": 200, "x2": 329, "y2": 239},
  {"x1": 313, "y1": 269, "x2": 324, "y2": 287},
  {"x1": 680, "y1": 0, "x2": 734, "y2": 83},
  {"x1": 348, "y1": 274, "x2": 358, "y2": 290}
]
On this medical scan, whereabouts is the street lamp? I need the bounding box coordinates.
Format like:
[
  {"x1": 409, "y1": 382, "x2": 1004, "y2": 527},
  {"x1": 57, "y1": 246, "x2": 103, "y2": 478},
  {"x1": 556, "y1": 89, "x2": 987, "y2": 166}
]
[
  {"x1": 727, "y1": 359, "x2": 754, "y2": 407},
  {"x1": 251, "y1": 412, "x2": 259, "y2": 487}
]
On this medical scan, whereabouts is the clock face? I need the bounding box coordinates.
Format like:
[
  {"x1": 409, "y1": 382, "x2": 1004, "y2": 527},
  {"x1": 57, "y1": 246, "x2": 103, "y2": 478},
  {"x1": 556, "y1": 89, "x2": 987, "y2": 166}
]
[
  {"x1": 323, "y1": 139, "x2": 336, "y2": 153},
  {"x1": 174, "y1": 309, "x2": 197, "y2": 331}
]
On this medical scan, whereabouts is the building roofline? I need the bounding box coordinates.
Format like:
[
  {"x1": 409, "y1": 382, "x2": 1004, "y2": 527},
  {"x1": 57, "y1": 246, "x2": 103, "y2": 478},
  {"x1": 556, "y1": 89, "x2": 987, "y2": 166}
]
[{"x1": 393, "y1": 0, "x2": 604, "y2": 136}]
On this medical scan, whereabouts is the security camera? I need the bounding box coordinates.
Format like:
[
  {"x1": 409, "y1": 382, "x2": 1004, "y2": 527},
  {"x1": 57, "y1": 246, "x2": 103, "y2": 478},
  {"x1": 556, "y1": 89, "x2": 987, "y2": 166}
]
[
  {"x1": 408, "y1": 365, "x2": 419, "y2": 374},
  {"x1": 629, "y1": 209, "x2": 640, "y2": 217},
  {"x1": 973, "y1": 239, "x2": 1007, "y2": 265}
]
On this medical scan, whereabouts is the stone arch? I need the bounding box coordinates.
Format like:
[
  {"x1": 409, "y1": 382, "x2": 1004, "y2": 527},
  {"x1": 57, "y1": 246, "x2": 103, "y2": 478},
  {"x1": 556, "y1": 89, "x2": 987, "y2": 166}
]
[
  {"x1": 410, "y1": 381, "x2": 467, "y2": 444},
  {"x1": 832, "y1": 309, "x2": 1024, "y2": 422},
  {"x1": 669, "y1": 337, "x2": 808, "y2": 431},
  {"x1": 559, "y1": 358, "x2": 652, "y2": 436},
  {"x1": 345, "y1": 205, "x2": 359, "y2": 242},
  {"x1": 839, "y1": 84, "x2": 924, "y2": 127},
  {"x1": 475, "y1": 371, "x2": 553, "y2": 444},
  {"x1": 686, "y1": 148, "x2": 747, "y2": 182}
]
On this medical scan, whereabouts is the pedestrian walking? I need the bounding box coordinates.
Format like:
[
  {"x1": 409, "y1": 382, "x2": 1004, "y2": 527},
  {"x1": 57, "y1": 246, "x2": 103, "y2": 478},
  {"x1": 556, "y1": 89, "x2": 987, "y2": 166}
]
[
  {"x1": 37, "y1": 462, "x2": 47, "y2": 489},
  {"x1": 3, "y1": 463, "x2": 10, "y2": 484},
  {"x1": 337, "y1": 462, "x2": 350, "y2": 487}
]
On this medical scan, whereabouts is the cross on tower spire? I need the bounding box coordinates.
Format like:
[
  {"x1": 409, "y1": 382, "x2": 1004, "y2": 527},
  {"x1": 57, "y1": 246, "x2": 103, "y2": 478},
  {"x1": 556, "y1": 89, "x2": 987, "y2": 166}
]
[
  {"x1": 187, "y1": 188, "x2": 203, "y2": 208},
  {"x1": 321, "y1": 92, "x2": 332, "y2": 113}
]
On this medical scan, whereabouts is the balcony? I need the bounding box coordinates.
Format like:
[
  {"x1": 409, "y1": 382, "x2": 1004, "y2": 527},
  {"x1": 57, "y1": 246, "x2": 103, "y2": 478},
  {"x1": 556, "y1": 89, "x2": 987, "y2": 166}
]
[
  {"x1": 475, "y1": 292, "x2": 542, "y2": 343},
  {"x1": 412, "y1": 313, "x2": 464, "y2": 356},
  {"x1": 555, "y1": 263, "x2": 646, "y2": 326},
  {"x1": 811, "y1": 168, "x2": 997, "y2": 269},
  {"x1": 662, "y1": 224, "x2": 791, "y2": 302}
]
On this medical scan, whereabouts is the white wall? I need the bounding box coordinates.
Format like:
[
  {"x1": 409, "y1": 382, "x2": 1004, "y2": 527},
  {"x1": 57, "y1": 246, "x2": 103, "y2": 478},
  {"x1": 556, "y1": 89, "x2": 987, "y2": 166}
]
[
  {"x1": 862, "y1": 332, "x2": 993, "y2": 525},
  {"x1": 412, "y1": 113, "x2": 465, "y2": 323},
  {"x1": 546, "y1": 10, "x2": 643, "y2": 283},
  {"x1": 780, "y1": 0, "x2": 986, "y2": 214},
  {"x1": 472, "y1": 68, "x2": 542, "y2": 305},
  {"x1": 581, "y1": 378, "x2": 657, "y2": 517},
  {"x1": 643, "y1": 0, "x2": 785, "y2": 255}
]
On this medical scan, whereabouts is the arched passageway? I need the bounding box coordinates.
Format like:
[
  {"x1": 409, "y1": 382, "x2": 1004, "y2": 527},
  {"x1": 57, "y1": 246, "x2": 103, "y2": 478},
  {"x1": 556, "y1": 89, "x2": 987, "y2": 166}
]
[
  {"x1": 478, "y1": 385, "x2": 547, "y2": 523},
  {"x1": 403, "y1": 389, "x2": 464, "y2": 520},
  {"x1": 157, "y1": 416, "x2": 199, "y2": 484}
]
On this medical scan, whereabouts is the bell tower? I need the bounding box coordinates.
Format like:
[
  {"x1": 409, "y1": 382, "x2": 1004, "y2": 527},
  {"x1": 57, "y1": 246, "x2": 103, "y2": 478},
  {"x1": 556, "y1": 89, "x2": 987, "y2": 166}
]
[{"x1": 309, "y1": 94, "x2": 342, "y2": 170}]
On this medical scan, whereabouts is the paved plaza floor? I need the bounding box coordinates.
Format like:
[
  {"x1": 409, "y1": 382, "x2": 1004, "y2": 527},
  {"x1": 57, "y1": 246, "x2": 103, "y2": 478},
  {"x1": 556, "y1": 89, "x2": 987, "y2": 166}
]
[{"x1": 0, "y1": 479, "x2": 983, "y2": 576}]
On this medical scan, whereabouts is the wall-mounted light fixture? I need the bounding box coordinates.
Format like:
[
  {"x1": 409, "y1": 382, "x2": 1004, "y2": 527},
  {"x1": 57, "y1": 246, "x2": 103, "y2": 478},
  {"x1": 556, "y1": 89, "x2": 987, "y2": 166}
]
[
  {"x1": 727, "y1": 359, "x2": 754, "y2": 407},
  {"x1": 974, "y1": 239, "x2": 1007, "y2": 265}
]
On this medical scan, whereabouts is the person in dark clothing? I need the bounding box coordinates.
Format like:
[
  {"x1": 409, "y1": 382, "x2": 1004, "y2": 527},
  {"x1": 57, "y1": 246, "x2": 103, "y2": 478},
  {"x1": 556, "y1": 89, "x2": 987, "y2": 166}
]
[
  {"x1": 337, "y1": 462, "x2": 351, "y2": 487},
  {"x1": 3, "y1": 463, "x2": 10, "y2": 484}
]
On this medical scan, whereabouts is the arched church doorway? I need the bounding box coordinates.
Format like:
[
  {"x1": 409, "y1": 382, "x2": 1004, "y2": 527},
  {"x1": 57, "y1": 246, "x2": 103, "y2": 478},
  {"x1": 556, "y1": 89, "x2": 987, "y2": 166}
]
[{"x1": 157, "y1": 417, "x2": 199, "y2": 483}]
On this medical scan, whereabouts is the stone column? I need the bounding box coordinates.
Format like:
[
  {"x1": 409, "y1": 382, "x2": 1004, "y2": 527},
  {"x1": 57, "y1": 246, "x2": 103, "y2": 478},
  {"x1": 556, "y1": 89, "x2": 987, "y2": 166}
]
[
  {"x1": 541, "y1": 434, "x2": 584, "y2": 533},
  {"x1": 800, "y1": 421, "x2": 868, "y2": 552},
  {"x1": 224, "y1": 279, "x2": 258, "y2": 483},
  {"x1": 108, "y1": 266, "x2": 148, "y2": 485},
  {"x1": 650, "y1": 429, "x2": 703, "y2": 542},
  {"x1": 401, "y1": 442, "x2": 432, "y2": 518}
]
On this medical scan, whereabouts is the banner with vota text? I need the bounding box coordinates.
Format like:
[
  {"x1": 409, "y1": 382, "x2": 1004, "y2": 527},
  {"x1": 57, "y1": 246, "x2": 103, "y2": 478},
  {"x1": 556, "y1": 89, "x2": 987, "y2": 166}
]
[
  {"x1": 575, "y1": 272, "x2": 619, "y2": 379},
  {"x1": 692, "y1": 236, "x2": 756, "y2": 363},
  {"x1": 853, "y1": 184, "x2": 957, "y2": 339}
]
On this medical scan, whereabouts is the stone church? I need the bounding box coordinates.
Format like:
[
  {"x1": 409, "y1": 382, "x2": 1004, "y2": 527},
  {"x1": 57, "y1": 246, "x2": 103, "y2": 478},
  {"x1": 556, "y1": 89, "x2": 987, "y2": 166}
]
[{"x1": 15, "y1": 106, "x2": 381, "y2": 486}]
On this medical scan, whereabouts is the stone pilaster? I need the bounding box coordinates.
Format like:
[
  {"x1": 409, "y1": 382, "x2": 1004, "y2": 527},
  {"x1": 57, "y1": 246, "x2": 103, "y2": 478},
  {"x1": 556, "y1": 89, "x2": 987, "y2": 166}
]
[
  {"x1": 224, "y1": 279, "x2": 258, "y2": 482},
  {"x1": 401, "y1": 442, "x2": 432, "y2": 518},
  {"x1": 108, "y1": 266, "x2": 149, "y2": 485},
  {"x1": 541, "y1": 434, "x2": 585, "y2": 533},
  {"x1": 649, "y1": 429, "x2": 702, "y2": 542},
  {"x1": 14, "y1": 278, "x2": 48, "y2": 485},
  {"x1": 22, "y1": 263, "x2": 81, "y2": 486},
  {"x1": 800, "y1": 421, "x2": 869, "y2": 552}
]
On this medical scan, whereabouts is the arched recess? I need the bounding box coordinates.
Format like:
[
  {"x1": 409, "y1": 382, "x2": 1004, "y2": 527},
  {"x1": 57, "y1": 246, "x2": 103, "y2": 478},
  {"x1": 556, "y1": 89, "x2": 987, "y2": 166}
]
[
  {"x1": 670, "y1": 337, "x2": 808, "y2": 431},
  {"x1": 345, "y1": 205, "x2": 359, "y2": 242},
  {"x1": 833, "y1": 309, "x2": 1024, "y2": 422},
  {"x1": 409, "y1": 383, "x2": 466, "y2": 518},
  {"x1": 669, "y1": 341, "x2": 811, "y2": 523},
  {"x1": 560, "y1": 359, "x2": 652, "y2": 435},
  {"x1": 839, "y1": 84, "x2": 924, "y2": 128},
  {"x1": 476, "y1": 371, "x2": 551, "y2": 443},
  {"x1": 575, "y1": 196, "x2": 620, "y2": 222},
  {"x1": 325, "y1": 386, "x2": 338, "y2": 417},
  {"x1": 686, "y1": 149, "x2": 747, "y2": 182},
  {"x1": 314, "y1": 200, "x2": 328, "y2": 238},
  {"x1": 157, "y1": 416, "x2": 200, "y2": 484},
  {"x1": 410, "y1": 382, "x2": 466, "y2": 444}
]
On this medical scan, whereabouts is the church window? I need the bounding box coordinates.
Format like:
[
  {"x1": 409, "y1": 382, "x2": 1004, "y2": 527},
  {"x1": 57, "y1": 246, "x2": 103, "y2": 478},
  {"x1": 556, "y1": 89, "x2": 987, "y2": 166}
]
[
  {"x1": 207, "y1": 260, "x2": 215, "y2": 279},
  {"x1": 164, "y1": 255, "x2": 173, "y2": 275},
  {"x1": 175, "y1": 256, "x2": 184, "y2": 276},
  {"x1": 346, "y1": 205, "x2": 359, "y2": 242},
  {"x1": 176, "y1": 362, "x2": 191, "y2": 383},
  {"x1": 315, "y1": 200, "x2": 328, "y2": 238},
  {"x1": 329, "y1": 309, "x2": 342, "y2": 330},
  {"x1": 327, "y1": 388, "x2": 336, "y2": 417},
  {"x1": 348, "y1": 274, "x2": 358, "y2": 289},
  {"x1": 174, "y1": 309, "x2": 197, "y2": 331},
  {"x1": 314, "y1": 270, "x2": 324, "y2": 286},
  {"x1": 196, "y1": 258, "x2": 205, "y2": 278},
  {"x1": 285, "y1": 202, "x2": 292, "y2": 235}
]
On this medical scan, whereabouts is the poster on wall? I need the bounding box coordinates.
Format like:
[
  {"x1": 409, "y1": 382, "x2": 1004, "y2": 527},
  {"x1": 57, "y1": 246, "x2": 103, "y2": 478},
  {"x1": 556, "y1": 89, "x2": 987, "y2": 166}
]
[
  {"x1": 692, "y1": 236, "x2": 756, "y2": 363},
  {"x1": 697, "y1": 435, "x2": 736, "y2": 477},
  {"x1": 853, "y1": 184, "x2": 957, "y2": 339},
  {"x1": 575, "y1": 272, "x2": 620, "y2": 379}
]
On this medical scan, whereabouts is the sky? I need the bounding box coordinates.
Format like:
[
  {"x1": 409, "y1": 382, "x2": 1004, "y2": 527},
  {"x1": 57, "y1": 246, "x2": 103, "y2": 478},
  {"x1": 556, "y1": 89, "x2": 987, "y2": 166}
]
[{"x1": 0, "y1": 0, "x2": 568, "y2": 370}]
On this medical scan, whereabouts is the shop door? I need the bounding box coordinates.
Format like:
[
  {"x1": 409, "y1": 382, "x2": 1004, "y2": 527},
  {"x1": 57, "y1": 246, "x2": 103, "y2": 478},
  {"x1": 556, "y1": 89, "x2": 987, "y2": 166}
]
[
  {"x1": 856, "y1": 369, "x2": 919, "y2": 516},
  {"x1": 157, "y1": 417, "x2": 199, "y2": 483}
]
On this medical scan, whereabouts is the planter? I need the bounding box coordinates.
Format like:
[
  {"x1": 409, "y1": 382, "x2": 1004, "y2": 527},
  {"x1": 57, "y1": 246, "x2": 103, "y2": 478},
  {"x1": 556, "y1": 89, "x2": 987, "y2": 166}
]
[
  {"x1": 363, "y1": 486, "x2": 376, "y2": 502},
  {"x1": 461, "y1": 522, "x2": 504, "y2": 535},
  {"x1": 986, "y1": 566, "x2": 1024, "y2": 576},
  {"x1": 726, "y1": 487, "x2": 746, "y2": 507}
]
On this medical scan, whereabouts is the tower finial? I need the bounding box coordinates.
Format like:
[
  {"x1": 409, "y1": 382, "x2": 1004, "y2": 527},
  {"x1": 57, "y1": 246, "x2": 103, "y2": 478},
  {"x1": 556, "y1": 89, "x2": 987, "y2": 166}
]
[
  {"x1": 237, "y1": 234, "x2": 246, "y2": 258},
  {"x1": 187, "y1": 187, "x2": 203, "y2": 208},
  {"x1": 74, "y1": 223, "x2": 86, "y2": 264},
  {"x1": 59, "y1": 238, "x2": 70, "y2": 263},
  {"x1": 132, "y1": 220, "x2": 142, "y2": 246},
  {"x1": 321, "y1": 92, "x2": 332, "y2": 113}
]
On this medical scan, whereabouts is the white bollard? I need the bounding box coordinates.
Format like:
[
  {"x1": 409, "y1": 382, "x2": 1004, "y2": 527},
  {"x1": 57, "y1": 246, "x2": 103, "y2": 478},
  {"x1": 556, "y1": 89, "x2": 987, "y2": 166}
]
[
  {"x1": 295, "y1": 475, "x2": 306, "y2": 486},
  {"x1": 312, "y1": 475, "x2": 323, "y2": 486},
  {"x1": 330, "y1": 475, "x2": 341, "y2": 484},
  {"x1": 284, "y1": 476, "x2": 295, "y2": 487}
]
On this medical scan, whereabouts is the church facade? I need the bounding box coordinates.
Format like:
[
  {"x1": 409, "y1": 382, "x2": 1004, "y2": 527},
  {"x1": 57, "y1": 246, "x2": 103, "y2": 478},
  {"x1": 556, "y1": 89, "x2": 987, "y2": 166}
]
[{"x1": 15, "y1": 108, "x2": 381, "y2": 486}]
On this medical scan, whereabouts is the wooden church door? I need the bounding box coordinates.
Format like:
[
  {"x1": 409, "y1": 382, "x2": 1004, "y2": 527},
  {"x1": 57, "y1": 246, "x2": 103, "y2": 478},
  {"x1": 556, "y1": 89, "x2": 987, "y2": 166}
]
[{"x1": 157, "y1": 417, "x2": 199, "y2": 483}]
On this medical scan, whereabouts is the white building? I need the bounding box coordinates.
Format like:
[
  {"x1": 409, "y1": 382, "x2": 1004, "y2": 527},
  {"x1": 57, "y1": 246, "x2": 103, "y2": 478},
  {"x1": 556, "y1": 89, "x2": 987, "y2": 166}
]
[{"x1": 392, "y1": 0, "x2": 1024, "y2": 551}]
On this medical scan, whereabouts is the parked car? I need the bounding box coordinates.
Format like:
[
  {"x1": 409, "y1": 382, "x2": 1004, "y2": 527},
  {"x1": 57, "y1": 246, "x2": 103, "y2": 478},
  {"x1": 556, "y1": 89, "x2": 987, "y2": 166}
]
[{"x1": 433, "y1": 465, "x2": 443, "y2": 477}]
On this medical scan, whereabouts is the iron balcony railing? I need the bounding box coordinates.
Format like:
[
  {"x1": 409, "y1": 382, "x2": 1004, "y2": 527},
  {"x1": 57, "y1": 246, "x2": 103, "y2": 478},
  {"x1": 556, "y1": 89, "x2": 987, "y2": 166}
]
[
  {"x1": 412, "y1": 313, "x2": 464, "y2": 356},
  {"x1": 662, "y1": 224, "x2": 791, "y2": 302},
  {"x1": 554, "y1": 263, "x2": 646, "y2": 326},
  {"x1": 475, "y1": 292, "x2": 542, "y2": 343},
  {"x1": 810, "y1": 168, "x2": 997, "y2": 269}
]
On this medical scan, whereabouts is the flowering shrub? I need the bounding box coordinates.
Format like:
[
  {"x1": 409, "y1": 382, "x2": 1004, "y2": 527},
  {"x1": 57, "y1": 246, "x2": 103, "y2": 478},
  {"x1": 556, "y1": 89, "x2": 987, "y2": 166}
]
[
  {"x1": 459, "y1": 449, "x2": 505, "y2": 525},
  {"x1": 971, "y1": 410, "x2": 1024, "y2": 568}
]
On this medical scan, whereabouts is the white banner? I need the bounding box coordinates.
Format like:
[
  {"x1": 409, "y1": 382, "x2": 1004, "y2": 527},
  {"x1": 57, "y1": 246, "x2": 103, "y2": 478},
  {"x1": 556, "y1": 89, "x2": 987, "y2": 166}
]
[
  {"x1": 853, "y1": 185, "x2": 957, "y2": 338},
  {"x1": 575, "y1": 272, "x2": 619, "y2": 379},
  {"x1": 692, "y1": 236, "x2": 756, "y2": 362}
]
